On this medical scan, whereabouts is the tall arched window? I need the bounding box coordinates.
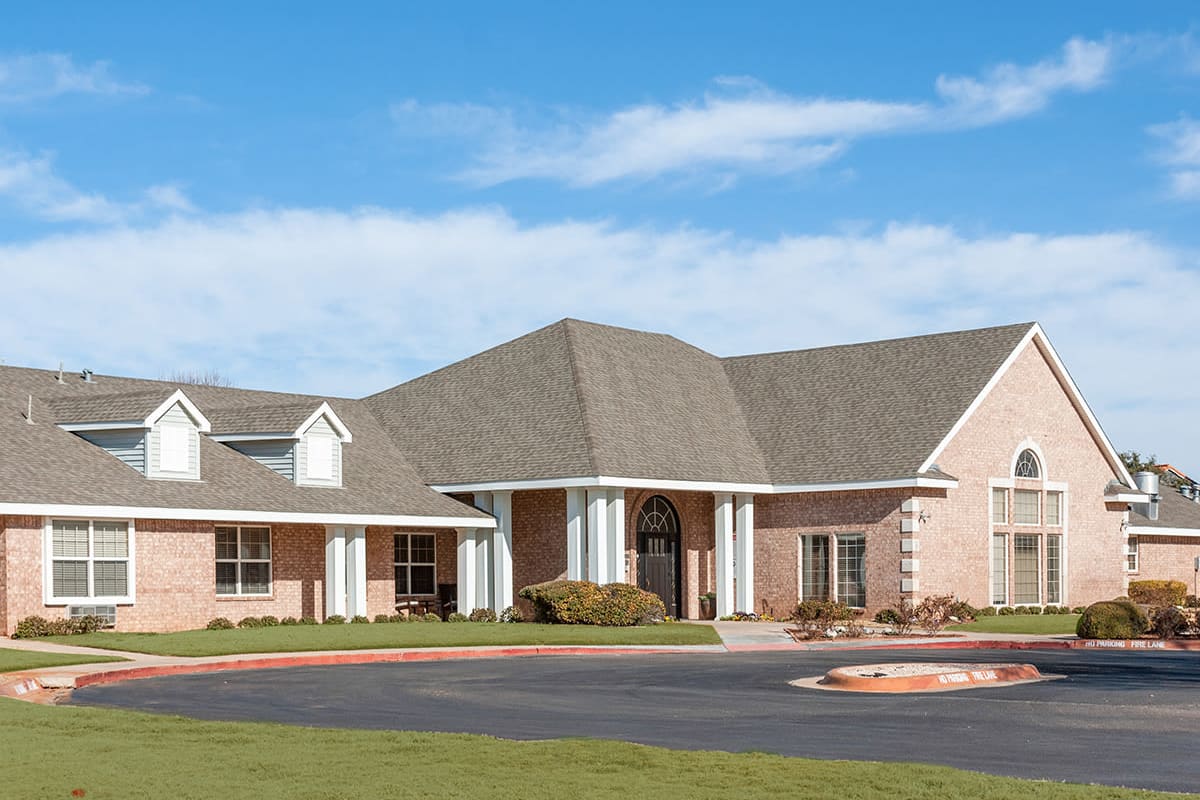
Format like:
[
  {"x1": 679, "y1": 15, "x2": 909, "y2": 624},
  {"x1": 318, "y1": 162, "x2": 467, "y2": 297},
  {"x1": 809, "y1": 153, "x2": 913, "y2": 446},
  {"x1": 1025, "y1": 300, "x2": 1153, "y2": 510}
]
[
  {"x1": 1014, "y1": 448, "x2": 1041, "y2": 479},
  {"x1": 637, "y1": 496, "x2": 679, "y2": 534}
]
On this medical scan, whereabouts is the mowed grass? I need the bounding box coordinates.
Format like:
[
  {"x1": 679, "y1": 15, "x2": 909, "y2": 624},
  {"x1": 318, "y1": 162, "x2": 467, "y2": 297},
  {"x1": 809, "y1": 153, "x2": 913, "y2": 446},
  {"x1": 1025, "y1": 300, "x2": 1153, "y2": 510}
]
[
  {"x1": 49, "y1": 621, "x2": 722, "y2": 657},
  {"x1": 1, "y1": 700, "x2": 1189, "y2": 800},
  {"x1": 949, "y1": 614, "x2": 1081, "y2": 635},
  {"x1": 0, "y1": 649, "x2": 126, "y2": 674}
]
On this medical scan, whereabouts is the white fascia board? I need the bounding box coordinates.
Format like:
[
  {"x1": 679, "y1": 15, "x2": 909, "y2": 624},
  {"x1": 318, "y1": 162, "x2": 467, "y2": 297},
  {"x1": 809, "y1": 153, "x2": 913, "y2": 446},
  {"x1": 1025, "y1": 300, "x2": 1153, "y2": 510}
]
[
  {"x1": 295, "y1": 401, "x2": 353, "y2": 442},
  {"x1": 771, "y1": 476, "x2": 959, "y2": 493},
  {"x1": 146, "y1": 389, "x2": 212, "y2": 433},
  {"x1": 58, "y1": 421, "x2": 148, "y2": 432},
  {"x1": 209, "y1": 432, "x2": 298, "y2": 443},
  {"x1": 917, "y1": 324, "x2": 1137, "y2": 488},
  {"x1": 1106, "y1": 492, "x2": 1148, "y2": 503},
  {"x1": 1126, "y1": 526, "x2": 1200, "y2": 537},
  {"x1": 430, "y1": 475, "x2": 954, "y2": 494},
  {"x1": 0, "y1": 502, "x2": 494, "y2": 529}
]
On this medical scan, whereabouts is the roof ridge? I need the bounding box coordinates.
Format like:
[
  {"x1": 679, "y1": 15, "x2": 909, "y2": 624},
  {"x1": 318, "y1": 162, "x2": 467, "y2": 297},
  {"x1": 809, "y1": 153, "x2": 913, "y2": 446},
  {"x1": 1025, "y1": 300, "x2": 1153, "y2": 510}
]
[
  {"x1": 561, "y1": 320, "x2": 599, "y2": 476},
  {"x1": 721, "y1": 321, "x2": 1037, "y2": 363}
]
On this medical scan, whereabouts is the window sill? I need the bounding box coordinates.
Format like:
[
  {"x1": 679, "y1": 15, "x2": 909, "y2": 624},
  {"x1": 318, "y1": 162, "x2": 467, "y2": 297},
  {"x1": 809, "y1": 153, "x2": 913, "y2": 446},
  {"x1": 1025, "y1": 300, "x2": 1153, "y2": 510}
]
[
  {"x1": 45, "y1": 598, "x2": 134, "y2": 606},
  {"x1": 216, "y1": 594, "x2": 275, "y2": 601}
]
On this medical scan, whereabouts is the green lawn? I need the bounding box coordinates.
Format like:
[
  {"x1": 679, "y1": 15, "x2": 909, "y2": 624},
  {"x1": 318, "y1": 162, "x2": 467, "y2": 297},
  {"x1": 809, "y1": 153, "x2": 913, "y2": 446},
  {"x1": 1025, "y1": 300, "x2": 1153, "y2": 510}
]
[
  {"x1": 0, "y1": 649, "x2": 126, "y2": 674},
  {"x1": 949, "y1": 614, "x2": 1080, "y2": 635},
  {"x1": 0, "y1": 700, "x2": 1186, "y2": 800},
  {"x1": 49, "y1": 621, "x2": 722, "y2": 657}
]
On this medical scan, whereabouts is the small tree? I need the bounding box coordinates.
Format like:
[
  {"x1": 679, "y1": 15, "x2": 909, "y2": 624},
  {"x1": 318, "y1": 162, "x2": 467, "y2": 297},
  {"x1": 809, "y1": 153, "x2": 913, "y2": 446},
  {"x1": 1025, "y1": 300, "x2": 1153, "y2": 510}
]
[
  {"x1": 165, "y1": 369, "x2": 236, "y2": 387},
  {"x1": 1119, "y1": 451, "x2": 1159, "y2": 475},
  {"x1": 914, "y1": 595, "x2": 958, "y2": 636}
]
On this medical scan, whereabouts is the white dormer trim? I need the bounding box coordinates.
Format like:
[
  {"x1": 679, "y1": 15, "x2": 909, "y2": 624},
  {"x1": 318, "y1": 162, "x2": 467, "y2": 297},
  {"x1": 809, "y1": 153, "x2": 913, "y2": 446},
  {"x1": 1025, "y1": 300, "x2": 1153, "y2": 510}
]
[
  {"x1": 1010, "y1": 438, "x2": 1048, "y2": 481},
  {"x1": 147, "y1": 389, "x2": 211, "y2": 433},
  {"x1": 297, "y1": 402, "x2": 352, "y2": 442}
]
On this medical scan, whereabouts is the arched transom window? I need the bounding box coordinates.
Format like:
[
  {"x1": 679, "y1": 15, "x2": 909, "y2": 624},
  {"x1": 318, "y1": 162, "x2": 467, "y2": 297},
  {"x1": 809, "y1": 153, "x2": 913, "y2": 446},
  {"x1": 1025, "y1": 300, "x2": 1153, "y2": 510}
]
[
  {"x1": 1014, "y1": 449, "x2": 1041, "y2": 479},
  {"x1": 637, "y1": 496, "x2": 679, "y2": 533}
]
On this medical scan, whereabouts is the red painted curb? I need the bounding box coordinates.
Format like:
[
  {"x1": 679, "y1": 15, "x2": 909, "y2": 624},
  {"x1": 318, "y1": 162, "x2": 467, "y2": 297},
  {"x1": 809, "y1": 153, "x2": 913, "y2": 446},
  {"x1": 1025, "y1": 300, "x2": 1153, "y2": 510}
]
[
  {"x1": 821, "y1": 662, "x2": 1042, "y2": 692},
  {"x1": 70, "y1": 646, "x2": 690, "y2": 689}
]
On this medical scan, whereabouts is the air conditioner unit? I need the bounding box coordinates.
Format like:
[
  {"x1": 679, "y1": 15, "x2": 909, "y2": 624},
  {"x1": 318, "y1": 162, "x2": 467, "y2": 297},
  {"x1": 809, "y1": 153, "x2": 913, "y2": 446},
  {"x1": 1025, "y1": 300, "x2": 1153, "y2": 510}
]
[{"x1": 68, "y1": 605, "x2": 116, "y2": 627}]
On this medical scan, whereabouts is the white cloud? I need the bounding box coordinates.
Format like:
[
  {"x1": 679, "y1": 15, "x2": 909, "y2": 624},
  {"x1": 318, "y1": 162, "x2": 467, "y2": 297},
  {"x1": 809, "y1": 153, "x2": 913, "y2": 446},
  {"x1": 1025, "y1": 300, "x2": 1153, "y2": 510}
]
[
  {"x1": 0, "y1": 52, "x2": 148, "y2": 103},
  {"x1": 0, "y1": 150, "x2": 195, "y2": 223},
  {"x1": 1147, "y1": 117, "x2": 1200, "y2": 199},
  {"x1": 395, "y1": 36, "x2": 1113, "y2": 187},
  {"x1": 0, "y1": 206, "x2": 1196, "y2": 465}
]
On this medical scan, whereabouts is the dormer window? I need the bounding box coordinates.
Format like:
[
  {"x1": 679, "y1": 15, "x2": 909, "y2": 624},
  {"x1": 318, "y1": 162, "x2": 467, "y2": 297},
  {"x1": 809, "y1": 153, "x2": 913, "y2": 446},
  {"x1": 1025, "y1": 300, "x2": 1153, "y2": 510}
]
[{"x1": 209, "y1": 400, "x2": 352, "y2": 488}]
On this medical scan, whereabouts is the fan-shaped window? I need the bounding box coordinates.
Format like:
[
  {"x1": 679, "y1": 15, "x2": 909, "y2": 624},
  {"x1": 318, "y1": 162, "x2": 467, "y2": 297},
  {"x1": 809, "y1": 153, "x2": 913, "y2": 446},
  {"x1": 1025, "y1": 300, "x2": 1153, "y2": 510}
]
[
  {"x1": 1014, "y1": 449, "x2": 1041, "y2": 479},
  {"x1": 637, "y1": 496, "x2": 679, "y2": 533}
]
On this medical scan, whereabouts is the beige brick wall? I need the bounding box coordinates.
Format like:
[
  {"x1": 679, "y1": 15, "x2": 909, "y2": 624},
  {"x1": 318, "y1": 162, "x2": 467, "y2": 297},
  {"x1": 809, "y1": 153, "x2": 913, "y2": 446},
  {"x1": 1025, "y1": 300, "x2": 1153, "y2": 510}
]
[
  {"x1": 919, "y1": 339, "x2": 1128, "y2": 610},
  {"x1": 1134, "y1": 536, "x2": 1200, "y2": 594}
]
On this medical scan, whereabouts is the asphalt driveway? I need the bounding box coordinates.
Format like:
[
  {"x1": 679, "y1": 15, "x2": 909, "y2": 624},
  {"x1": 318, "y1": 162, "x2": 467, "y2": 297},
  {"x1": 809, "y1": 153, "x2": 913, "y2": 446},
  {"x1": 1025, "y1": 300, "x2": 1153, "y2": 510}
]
[{"x1": 71, "y1": 648, "x2": 1200, "y2": 793}]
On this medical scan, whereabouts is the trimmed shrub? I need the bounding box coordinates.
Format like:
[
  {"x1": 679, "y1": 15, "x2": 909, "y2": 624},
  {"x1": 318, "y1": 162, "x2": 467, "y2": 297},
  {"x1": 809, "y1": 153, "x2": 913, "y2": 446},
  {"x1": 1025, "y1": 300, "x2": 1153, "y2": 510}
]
[
  {"x1": 1071, "y1": 606, "x2": 1086, "y2": 614},
  {"x1": 518, "y1": 580, "x2": 665, "y2": 626},
  {"x1": 1043, "y1": 606, "x2": 1068, "y2": 615},
  {"x1": 1076, "y1": 601, "x2": 1148, "y2": 639},
  {"x1": 446, "y1": 612, "x2": 469, "y2": 622},
  {"x1": 1014, "y1": 605, "x2": 1038, "y2": 615},
  {"x1": 421, "y1": 612, "x2": 442, "y2": 623},
  {"x1": 237, "y1": 616, "x2": 264, "y2": 628},
  {"x1": 279, "y1": 616, "x2": 299, "y2": 626},
  {"x1": 373, "y1": 614, "x2": 393, "y2": 624},
  {"x1": 468, "y1": 608, "x2": 498, "y2": 623},
  {"x1": 206, "y1": 617, "x2": 235, "y2": 631},
  {"x1": 947, "y1": 600, "x2": 978, "y2": 622},
  {"x1": 1186, "y1": 595, "x2": 1200, "y2": 608},
  {"x1": 873, "y1": 608, "x2": 902, "y2": 625},
  {"x1": 13, "y1": 616, "x2": 51, "y2": 638},
  {"x1": 1150, "y1": 606, "x2": 1189, "y2": 639},
  {"x1": 259, "y1": 615, "x2": 280, "y2": 627},
  {"x1": 500, "y1": 605, "x2": 524, "y2": 623},
  {"x1": 388, "y1": 614, "x2": 407, "y2": 623},
  {"x1": 975, "y1": 606, "x2": 997, "y2": 617},
  {"x1": 914, "y1": 595, "x2": 958, "y2": 635},
  {"x1": 998, "y1": 606, "x2": 1015, "y2": 616},
  {"x1": 350, "y1": 615, "x2": 370, "y2": 624},
  {"x1": 796, "y1": 600, "x2": 853, "y2": 624},
  {"x1": 323, "y1": 614, "x2": 346, "y2": 625},
  {"x1": 298, "y1": 616, "x2": 318, "y2": 625},
  {"x1": 1128, "y1": 580, "x2": 1187, "y2": 607}
]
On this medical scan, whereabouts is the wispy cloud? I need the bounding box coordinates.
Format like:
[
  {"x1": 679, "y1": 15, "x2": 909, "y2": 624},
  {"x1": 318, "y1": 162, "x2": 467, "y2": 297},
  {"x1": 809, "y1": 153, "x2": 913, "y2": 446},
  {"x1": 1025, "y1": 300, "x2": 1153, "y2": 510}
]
[
  {"x1": 393, "y1": 37, "x2": 1114, "y2": 188},
  {"x1": 0, "y1": 206, "x2": 1195, "y2": 462},
  {"x1": 1147, "y1": 117, "x2": 1200, "y2": 199},
  {"x1": 0, "y1": 150, "x2": 193, "y2": 223},
  {"x1": 0, "y1": 52, "x2": 148, "y2": 104}
]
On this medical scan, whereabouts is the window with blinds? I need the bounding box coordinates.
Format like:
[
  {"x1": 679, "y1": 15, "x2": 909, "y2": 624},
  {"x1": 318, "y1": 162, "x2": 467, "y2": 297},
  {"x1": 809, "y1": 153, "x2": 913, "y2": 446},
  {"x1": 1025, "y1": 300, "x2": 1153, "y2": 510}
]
[{"x1": 50, "y1": 520, "x2": 131, "y2": 601}]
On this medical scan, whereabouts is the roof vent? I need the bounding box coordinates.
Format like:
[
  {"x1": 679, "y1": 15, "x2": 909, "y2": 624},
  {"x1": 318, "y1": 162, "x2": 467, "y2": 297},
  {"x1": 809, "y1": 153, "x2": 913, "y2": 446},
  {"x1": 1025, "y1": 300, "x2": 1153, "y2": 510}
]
[
  {"x1": 1183, "y1": 485, "x2": 1194, "y2": 501},
  {"x1": 56, "y1": 362, "x2": 65, "y2": 384},
  {"x1": 81, "y1": 369, "x2": 94, "y2": 383},
  {"x1": 1132, "y1": 471, "x2": 1160, "y2": 521}
]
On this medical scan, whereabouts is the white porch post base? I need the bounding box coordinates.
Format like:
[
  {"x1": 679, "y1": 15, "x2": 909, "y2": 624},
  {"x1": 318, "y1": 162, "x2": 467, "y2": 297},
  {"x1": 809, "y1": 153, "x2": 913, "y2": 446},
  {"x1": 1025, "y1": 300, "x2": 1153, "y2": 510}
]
[
  {"x1": 734, "y1": 495, "x2": 755, "y2": 614},
  {"x1": 566, "y1": 488, "x2": 586, "y2": 580},
  {"x1": 345, "y1": 526, "x2": 367, "y2": 619},
  {"x1": 714, "y1": 494, "x2": 734, "y2": 618},
  {"x1": 324, "y1": 525, "x2": 347, "y2": 619}
]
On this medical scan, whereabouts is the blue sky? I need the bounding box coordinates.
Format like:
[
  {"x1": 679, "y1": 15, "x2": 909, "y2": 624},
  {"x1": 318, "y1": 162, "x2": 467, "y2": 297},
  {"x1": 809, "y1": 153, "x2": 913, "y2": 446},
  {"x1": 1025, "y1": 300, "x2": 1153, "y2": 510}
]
[{"x1": 1, "y1": 3, "x2": 1198, "y2": 470}]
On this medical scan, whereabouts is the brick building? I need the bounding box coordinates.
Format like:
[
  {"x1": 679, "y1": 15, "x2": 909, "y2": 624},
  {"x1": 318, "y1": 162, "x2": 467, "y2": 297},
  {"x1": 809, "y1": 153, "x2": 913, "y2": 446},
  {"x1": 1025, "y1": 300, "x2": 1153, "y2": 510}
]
[{"x1": 0, "y1": 319, "x2": 1175, "y2": 633}]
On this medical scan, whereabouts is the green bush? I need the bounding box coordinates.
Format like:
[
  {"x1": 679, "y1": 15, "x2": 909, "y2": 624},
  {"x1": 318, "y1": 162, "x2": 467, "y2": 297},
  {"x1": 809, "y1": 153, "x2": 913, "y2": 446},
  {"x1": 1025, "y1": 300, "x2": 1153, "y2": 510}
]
[
  {"x1": 259, "y1": 615, "x2": 280, "y2": 627},
  {"x1": 975, "y1": 606, "x2": 997, "y2": 617},
  {"x1": 1014, "y1": 605, "x2": 1039, "y2": 615},
  {"x1": 947, "y1": 600, "x2": 979, "y2": 621},
  {"x1": 1150, "y1": 606, "x2": 1188, "y2": 639},
  {"x1": 998, "y1": 606, "x2": 1015, "y2": 616},
  {"x1": 323, "y1": 615, "x2": 346, "y2": 625},
  {"x1": 518, "y1": 580, "x2": 665, "y2": 626},
  {"x1": 500, "y1": 605, "x2": 524, "y2": 623},
  {"x1": 873, "y1": 608, "x2": 902, "y2": 625},
  {"x1": 421, "y1": 612, "x2": 442, "y2": 623},
  {"x1": 13, "y1": 616, "x2": 51, "y2": 638},
  {"x1": 796, "y1": 600, "x2": 853, "y2": 623},
  {"x1": 206, "y1": 617, "x2": 235, "y2": 631},
  {"x1": 373, "y1": 614, "x2": 392, "y2": 624},
  {"x1": 468, "y1": 608, "x2": 498, "y2": 623},
  {"x1": 446, "y1": 612, "x2": 470, "y2": 622},
  {"x1": 1076, "y1": 601, "x2": 1148, "y2": 639},
  {"x1": 1128, "y1": 580, "x2": 1187, "y2": 607},
  {"x1": 1071, "y1": 606, "x2": 1086, "y2": 614},
  {"x1": 298, "y1": 616, "x2": 318, "y2": 625},
  {"x1": 279, "y1": 616, "x2": 299, "y2": 626},
  {"x1": 388, "y1": 614, "x2": 407, "y2": 623},
  {"x1": 350, "y1": 615, "x2": 370, "y2": 624},
  {"x1": 237, "y1": 616, "x2": 264, "y2": 629},
  {"x1": 1186, "y1": 595, "x2": 1199, "y2": 608}
]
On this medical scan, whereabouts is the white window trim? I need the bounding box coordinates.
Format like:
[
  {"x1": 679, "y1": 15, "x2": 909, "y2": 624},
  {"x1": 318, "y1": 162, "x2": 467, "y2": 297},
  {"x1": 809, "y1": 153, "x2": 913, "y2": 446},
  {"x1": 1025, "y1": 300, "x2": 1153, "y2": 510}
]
[
  {"x1": 991, "y1": 487, "x2": 1009, "y2": 526},
  {"x1": 1045, "y1": 533, "x2": 1065, "y2": 606},
  {"x1": 990, "y1": 533, "x2": 1008, "y2": 606},
  {"x1": 1045, "y1": 491, "x2": 1064, "y2": 527},
  {"x1": 1125, "y1": 536, "x2": 1139, "y2": 573},
  {"x1": 305, "y1": 434, "x2": 335, "y2": 481},
  {"x1": 159, "y1": 423, "x2": 191, "y2": 473},
  {"x1": 796, "y1": 533, "x2": 831, "y2": 603},
  {"x1": 43, "y1": 518, "x2": 136, "y2": 606},
  {"x1": 1012, "y1": 534, "x2": 1042, "y2": 606},
  {"x1": 216, "y1": 525, "x2": 273, "y2": 597},
  {"x1": 394, "y1": 532, "x2": 438, "y2": 597},
  {"x1": 834, "y1": 531, "x2": 866, "y2": 609}
]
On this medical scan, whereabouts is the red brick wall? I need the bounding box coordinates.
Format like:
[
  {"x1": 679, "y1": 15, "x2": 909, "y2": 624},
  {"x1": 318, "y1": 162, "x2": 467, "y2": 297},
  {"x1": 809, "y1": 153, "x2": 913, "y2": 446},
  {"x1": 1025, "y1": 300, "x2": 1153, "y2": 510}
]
[
  {"x1": 0, "y1": 516, "x2": 6, "y2": 634},
  {"x1": 1134, "y1": 536, "x2": 1200, "y2": 593},
  {"x1": 2, "y1": 516, "x2": 46, "y2": 635}
]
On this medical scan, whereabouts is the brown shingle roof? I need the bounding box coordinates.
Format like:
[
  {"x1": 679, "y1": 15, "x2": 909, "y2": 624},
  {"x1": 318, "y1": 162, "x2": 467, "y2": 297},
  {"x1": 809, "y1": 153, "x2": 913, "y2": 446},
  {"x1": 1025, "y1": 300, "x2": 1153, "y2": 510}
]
[
  {"x1": 207, "y1": 402, "x2": 323, "y2": 435},
  {"x1": 0, "y1": 365, "x2": 486, "y2": 521},
  {"x1": 1130, "y1": 487, "x2": 1200, "y2": 531},
  {"x1": 47, "y1": 390, "x2": 175, "y2": 424}
]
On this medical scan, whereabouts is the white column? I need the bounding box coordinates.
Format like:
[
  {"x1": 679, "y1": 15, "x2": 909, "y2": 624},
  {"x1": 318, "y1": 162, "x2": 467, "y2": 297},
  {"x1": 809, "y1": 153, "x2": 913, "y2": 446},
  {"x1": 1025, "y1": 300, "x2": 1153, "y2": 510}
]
[
  {"x1": 735, "y1": 495, "x2": 755, "y2": 614},
  {"x1": 586, "y1": 488, "x2": 610, "y2": 583},
  {"x1": 345, "y1": 526, "x2": 367, "y2": 619},
  {"x1": 714, "y1": 494, "x2": 734, "y2": 617},
  {"x1": 473, "y1": 493, "x2": 493, "y2": 612},
  {"x1": 324, "y1": 525, "x2": 347, "y2": 619},
  {"x1": 492, "y1": 490, "x2": 514, "y2": 612},
  {"x1": 566, "y1": 488, "x2": 586, "y2": 580},
  {"x1": 607, "y1": 488, "x2": 626, "y2": 583},
  {"x1": 456, "y1": 528, "x2": 477, "y2": 614}
]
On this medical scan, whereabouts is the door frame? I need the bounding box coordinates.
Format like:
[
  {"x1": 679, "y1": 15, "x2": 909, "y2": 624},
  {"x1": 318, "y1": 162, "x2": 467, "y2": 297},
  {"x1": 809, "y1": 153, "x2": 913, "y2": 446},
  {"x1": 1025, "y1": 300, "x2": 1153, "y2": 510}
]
[{"x1": 635, "y1": 495, "x2": 683, "y2": 618}]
